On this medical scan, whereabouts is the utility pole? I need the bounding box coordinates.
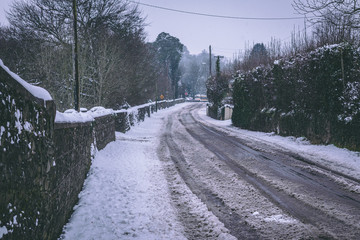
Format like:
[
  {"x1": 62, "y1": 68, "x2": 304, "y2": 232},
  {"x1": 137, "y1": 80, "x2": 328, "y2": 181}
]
[
  {"x1": 155, "y1": 79, "x2": 158, "y2": 112},
  {"x1": 73, "y1": 0, "x2": 80, "y2": 111},
  {"x1": 209, "y1": 45, "x2": 212, "y2": 77}
]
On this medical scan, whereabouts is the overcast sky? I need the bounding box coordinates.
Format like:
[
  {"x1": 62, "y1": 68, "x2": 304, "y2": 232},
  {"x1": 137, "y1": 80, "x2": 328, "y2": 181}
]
[
  {"x1": 0, "y1": 0, "x2": 12, "y2": 25},
  {"x1": 0, "y1": 0, "x2": 306, "y2": 59}
]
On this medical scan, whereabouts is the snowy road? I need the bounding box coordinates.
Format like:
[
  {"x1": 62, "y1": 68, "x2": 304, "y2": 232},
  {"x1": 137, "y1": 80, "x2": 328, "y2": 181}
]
[
  {"x1": 159, "y1": 103, "x2": 360, "y2": 239},
  {"x1": 61, "y1": 103, "x2": 360, "y2": 240}
]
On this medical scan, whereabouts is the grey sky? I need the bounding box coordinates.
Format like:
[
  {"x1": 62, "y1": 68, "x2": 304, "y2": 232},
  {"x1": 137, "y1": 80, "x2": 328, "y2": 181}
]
[
  {"x1": 0, "y1": 0, "x2": 12, "y2": 25},
  {"x1": 0, "y1": 0, "x2": 305, "y2": 59}
]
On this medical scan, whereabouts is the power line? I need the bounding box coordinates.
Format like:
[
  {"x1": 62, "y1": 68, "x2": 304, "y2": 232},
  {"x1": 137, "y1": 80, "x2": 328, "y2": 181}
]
[{"x1": 130, "y1": 1, "x2": 305, "y2": 21}]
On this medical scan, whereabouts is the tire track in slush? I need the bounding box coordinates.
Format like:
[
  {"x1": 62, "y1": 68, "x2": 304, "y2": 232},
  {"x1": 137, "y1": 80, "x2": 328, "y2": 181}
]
[
  {"x1": 163, "y1": 114, "x2": 260, "y2": 240},
  {"x1": 177, "y1": 103, "x2": 360, "y2": 239}
]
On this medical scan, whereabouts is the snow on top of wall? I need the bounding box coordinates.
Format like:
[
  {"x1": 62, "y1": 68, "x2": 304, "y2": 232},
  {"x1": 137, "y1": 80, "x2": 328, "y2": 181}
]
[
  {"x1": 88, "y1": 106, "x2": 114, "y2": 118},
  {"x1": 113, "y1": 109, "x2": 128, "y2": 114},
  {"x1": 55, "y1": 110, "x2": 94, "y2": 123},
  {"x1": 56, "y1": 99, "x2": 184, "y2": 124},
  {"x1": 113, "y1": 102, "x2": 153, "y2": 114},
  {"x1": 113, "y1": 99, "x2": 183, "y2": 114},
  {"x1": 0, "y1": 59, "x2": 52, "y2": 101},
  {"x1": 130, "y1": 102, "x2": 153, "y2": 110},
  {"x1": 55, "y1": 107, "x2": 115, "y2": 124}
]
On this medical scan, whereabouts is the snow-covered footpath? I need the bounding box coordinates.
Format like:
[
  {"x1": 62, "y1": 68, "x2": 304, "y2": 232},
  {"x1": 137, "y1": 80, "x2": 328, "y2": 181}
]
[
  {"x1": 60, "y1": 103, "x2": 360, "y2": 239},
  {"x1": 60, "y1": 104, "x2": 189, "y2": 240}
]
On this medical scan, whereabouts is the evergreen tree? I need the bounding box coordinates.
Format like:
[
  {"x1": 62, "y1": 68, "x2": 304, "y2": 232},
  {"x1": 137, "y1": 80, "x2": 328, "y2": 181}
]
[
  {"x1": 153, "y1": 32, "x2": 184, "y2": 99},
  {"x1": 206, "y1": 56, "x2": 228, "y2": 118},
  {"x1": 248, "y1": 43, "x2": 269, "y2": 67}
]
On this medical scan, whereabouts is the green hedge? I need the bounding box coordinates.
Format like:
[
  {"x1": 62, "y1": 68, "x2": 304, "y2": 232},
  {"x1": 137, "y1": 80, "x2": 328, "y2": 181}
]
[{"x1": 232, "y1": 43, "x2": 360, "y2": 151}]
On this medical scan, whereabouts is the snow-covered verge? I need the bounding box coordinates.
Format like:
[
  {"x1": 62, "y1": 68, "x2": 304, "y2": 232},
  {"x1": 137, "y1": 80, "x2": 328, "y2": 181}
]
[
  {"x1": 196, "y1": 106, "x2": 360, "y2": 181},
  {"x1": 59, "y1": 104, "x2": 192, "y2": 240}
]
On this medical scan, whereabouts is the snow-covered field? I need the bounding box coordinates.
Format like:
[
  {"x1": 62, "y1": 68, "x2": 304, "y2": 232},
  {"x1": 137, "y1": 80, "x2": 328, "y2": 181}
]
[{"x1": 60, "y1": 103, "x2": 360, "y2": 239}]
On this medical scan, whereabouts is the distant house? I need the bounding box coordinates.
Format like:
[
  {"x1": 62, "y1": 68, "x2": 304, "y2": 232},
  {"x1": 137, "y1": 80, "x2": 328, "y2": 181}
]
[{"x1": 194, "y1": 94, "x2": 208, "y2": 102}]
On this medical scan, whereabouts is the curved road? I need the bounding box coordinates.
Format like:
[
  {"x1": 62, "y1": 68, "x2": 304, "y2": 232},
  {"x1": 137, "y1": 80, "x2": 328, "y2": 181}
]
[{"x1": 157, "y1": 103, "x2": 360, "y2": 239}]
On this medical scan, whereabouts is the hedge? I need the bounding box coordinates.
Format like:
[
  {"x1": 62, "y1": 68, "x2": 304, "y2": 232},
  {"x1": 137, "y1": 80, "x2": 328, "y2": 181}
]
[{"x1": 232, "y1": 43, "x2": 360, "y2": 151}]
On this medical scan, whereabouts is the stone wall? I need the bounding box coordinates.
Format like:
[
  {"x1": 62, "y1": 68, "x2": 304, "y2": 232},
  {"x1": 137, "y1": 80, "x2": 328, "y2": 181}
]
[
  {"x1": 1, "y1": 59, "x2": 184, "y2": 239},
  {"x1": 50, "y1": 121, "x2": 94, "y2": 239},
  {"x1": 93, "y1": 115, "x2": 115, "y2": 150},
  {"x1": 114, "y1": 99, "x2": 185, "y2": 133},
  {"x1": 0, "y1": 65, "x2": 57, "y2": 239},
  {"x1": 0, "y1": 63, "x2": 109, "y2": 240},
  {"x1": 114, "y1": 111, "x2": 130, "y2": 133}
]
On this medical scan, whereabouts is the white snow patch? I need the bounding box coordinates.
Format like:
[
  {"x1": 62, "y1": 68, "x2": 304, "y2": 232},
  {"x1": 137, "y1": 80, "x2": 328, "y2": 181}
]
[
  {"x1": 12, "y1": 216, "x2": 17, "y2": 225},
  {"x1": 23, "y1": 121, "x2": 33, "y2": 132},
  {"x1": 14, "y1": 109, "x2": 22, "y2": 134},
  {"x1": 344, "y1": 116, "x2": 353, "y2": 123},
  {"x1": 264, "y1": 214, "x2": 297, "y2": 224},
  {"x1": 0, "y1": 59, "x2": 52, "y2": 101},
  {"x1": 0, "y1": 226, "x2": 8, "y2": 238},
  {"x1": 0, "y1": 126, "x2": 5, "y2": 142}
]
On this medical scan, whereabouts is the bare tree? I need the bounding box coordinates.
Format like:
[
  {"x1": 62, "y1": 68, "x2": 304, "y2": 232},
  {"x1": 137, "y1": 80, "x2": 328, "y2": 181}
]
[
  {"x1": 313, "y1": 11, "x2": 355, "y2": 44},
  {"x1": 293, "y1": 0, "x2": 359, "y2": 45},
  {"x1": 293, "y1": 0, "x2": 360, "y2": 29},
  {"x1": 5, "y1": 0, "x2": 160, "y2": 110}
]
